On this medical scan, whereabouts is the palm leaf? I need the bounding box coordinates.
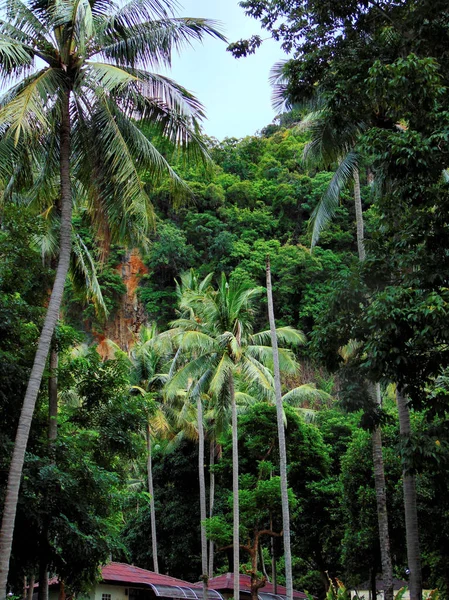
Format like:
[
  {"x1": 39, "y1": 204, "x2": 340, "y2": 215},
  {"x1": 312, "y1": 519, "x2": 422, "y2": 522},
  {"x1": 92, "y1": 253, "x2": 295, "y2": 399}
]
[
  {"x1": 0, "y1": 67, "x2": 63, "y2": 143},
  {"x1": 178, "y1": 330, "x2": 216, "y2": 354},
  {"x1": 282, "y1": 384, "x2": 333, "y2": 406},
  {"x1": 240, "y1": 355, "x2": 273, "y2": 393},
  {"x1": 251, "y1": 326, "x2": 306, "y2": 347},
  {"x1": 309, "y1": 150, "x2": 359, "y2": 248},
  {"x1": 208, "y1": 353, "x2": 234, "y2": 399},
  {"x1": 165, "y1": 354, "x2": 215, "y2": 400},
  {"x1": 96, "y1": 17, "x2": 226, "y2": 69},
  {"x1": 70, "y1": 232, "x2": 108, "y2": 318}
]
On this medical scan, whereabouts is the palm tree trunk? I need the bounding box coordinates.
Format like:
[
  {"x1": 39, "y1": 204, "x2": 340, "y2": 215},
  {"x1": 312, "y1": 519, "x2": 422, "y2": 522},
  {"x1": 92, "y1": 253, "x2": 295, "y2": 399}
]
[
  {"x1": 231, "y1": 376, "x2": 240, "y2": 600},
  {"x1": 208, "y1": 439, "x2": 215, "y2": 578},
  {"x1": 353, "y1": 168, "x2": 365, "y2": 262},
  {"x1": 0, "y1": 90, "x2": 72, "y2": 599},
  {"x1": 271, "y1": 517, "x2": 277, "y2": 595},
  {"x1": 197, "y1": 395, "x2": 208, "y2": 600},
  {"x1": 48, "y1": 348, "x2": 59, "y2": 443},
  {"x1": 27, "y1": 574, "x2": 35, "y2": 600},
  {"x1": 37, "y1": 562, "x2": 49, "y2": 600},
  {"x1": 370, "y1": 383, "x2": 394, "y2": 600},
  {"x1": 266, "y1": 258, "x2": 293, "y2": 600},
  {"x1": 396, "y1": 388, "x2": 422, "y2": 600},
  {"x1": 354, "y1": 179, "x2": 393, "y2": 598},
  {"x1": 38, "y1": 347, "x2": 59, "y2": 600},
  {"x1": 146, "y1": 426, "x2": 159, "y2": 574}
]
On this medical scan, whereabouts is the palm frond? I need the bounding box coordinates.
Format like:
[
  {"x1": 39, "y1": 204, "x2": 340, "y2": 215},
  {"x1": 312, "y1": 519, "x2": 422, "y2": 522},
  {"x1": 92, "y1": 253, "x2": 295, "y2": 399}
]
[
  {"x1": 251, "y1": 326, "x2": 306, "y2": 347},
  {"x1": 96, "y1": 17, "x2": 226, "y2": 69},
  {"x1": 0, "y1": 36, "x2": 34, "y2": 76},
  {"x1": 309, "y1": 151, "x2": 359, "y2": 248},
  {"x1": 282, "y1": 384, "x2": 333, "y2": 406},
  {"x1": 240, "y1": 355, "x2": 273, "y2": 393},
  {"x1": 246, "y1": 345, "x2": 299, "y2": 375},
  {"x1": 178, "y1": 330, "x2": 216, "y2": 354},
  {"x1": 269, "y1": 60, "x2": 291, "y2": 114},
  {"x1": 208, "y1": 353, "x2": 233, "y2": 399},
  {"x1": 0, "y1": 67, "x2": 63, "y2": 143},
  {"x1": 70, "y1": 232, "x2": 108, "y2": 318},
  {"x1": 164, "y1": 354, "x2": 215, "y2": 400},
  {"x1": 106, "y1": 0, "x2": 177, "y2": 30}
]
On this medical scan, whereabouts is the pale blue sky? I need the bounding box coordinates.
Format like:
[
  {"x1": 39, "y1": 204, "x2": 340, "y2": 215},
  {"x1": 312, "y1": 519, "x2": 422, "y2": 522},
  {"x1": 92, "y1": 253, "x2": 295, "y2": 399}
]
[{"x1": 167, "y1": 0, "x2": 286, "y2": 140}]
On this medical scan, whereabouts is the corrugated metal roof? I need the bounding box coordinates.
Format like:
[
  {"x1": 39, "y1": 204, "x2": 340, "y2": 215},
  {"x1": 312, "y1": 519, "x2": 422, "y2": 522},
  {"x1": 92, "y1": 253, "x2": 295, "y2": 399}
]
[
  {"x1": 101, "y1": 563, "x2": 195, "y2": 588},
  {"x1": 206, "y1": 574, "x2": 308, "y2": 600}
]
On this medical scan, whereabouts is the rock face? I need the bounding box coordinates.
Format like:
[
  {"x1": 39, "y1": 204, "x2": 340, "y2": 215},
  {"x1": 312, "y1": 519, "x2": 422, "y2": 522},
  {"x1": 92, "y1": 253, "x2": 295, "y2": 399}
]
[{"x1": 97, "y1": 249, "x2": 148, "y2": 359}]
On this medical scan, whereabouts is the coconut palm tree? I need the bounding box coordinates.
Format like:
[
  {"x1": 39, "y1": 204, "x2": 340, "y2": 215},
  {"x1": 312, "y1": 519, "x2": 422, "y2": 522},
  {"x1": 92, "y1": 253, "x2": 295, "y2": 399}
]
[
  {"x1": 0, "y1": 0, "x2": 224, "y2": 592},
  {"x1": 396, "y1": 388, "x2": 422, "y2": 600},
  {"x1": 165, "y1": 273, "x2": 302, "y2": 600},
  {"x1": 130, "y1": 323, "x2": 175, "y2": 573},
  {"x1": 270, "y1": 60, "x2": 395, "y2": 600}
]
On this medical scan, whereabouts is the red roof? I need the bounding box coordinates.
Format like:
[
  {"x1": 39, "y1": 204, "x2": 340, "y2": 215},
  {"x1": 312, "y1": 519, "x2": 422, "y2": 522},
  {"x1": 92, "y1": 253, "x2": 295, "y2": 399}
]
[
  {"x1": 207, "y1": 574, "x2": 307, "y2": 600},
  {"x1": 100, "y1": 563, "x2": 197, "y2": 588}
]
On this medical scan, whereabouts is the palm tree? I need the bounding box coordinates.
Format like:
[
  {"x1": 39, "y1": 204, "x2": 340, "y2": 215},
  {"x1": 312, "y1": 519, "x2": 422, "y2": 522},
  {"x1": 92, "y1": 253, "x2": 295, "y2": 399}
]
[
  {"x1": 165, "y1": 273, "x2": 302, "y2": 600},
  {"x1": 0, "y1": 0, "x2": 224, "y2": 592},
  {"x1": 396, "y1": 388, "x2": 422, "y2": 600},
  {"x1": 270, "y1": 61, "x2": 395, "y2": 600},
  {"x1": 130, "y1": 323, "x2": 175, "y2": 573},
  {"x1": 266, "y1": 258, "x2": 294, "y2": 600}
]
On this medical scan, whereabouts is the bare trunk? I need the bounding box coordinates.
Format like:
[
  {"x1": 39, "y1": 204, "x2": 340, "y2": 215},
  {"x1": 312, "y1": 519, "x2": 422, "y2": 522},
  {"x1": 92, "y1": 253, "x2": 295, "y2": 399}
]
[
  {"x1": 37, "y1": 564, "x2": 48, "y2": 600},
  {"x1": 271, "y1": 530, "x2": 277, "y2": 594},
  {"x1": 231, "y1": 377, "x2": 240, "y2": 600},
  {"x1": 369, "y1": 569, "x2": 376, "y2": 600},
  {"x1": 48, "y1": 349, "x2": 59, "y2": 443},
  {"x1": 197, "y1": 395, "x2": 208, "y2": 600},
  {"x1": 355, "y1": 181, "x2": 393, "y2": 599},
  {"x1": 27, "y1": 574, "x2": 35, "y2": 600},
  {"x1": 396, "y1": 388, "x2": 422, "y2": 600},
  {"x1": 258, "y1": 542, "x2": 269, "y2": 582},
  {"x1": 208, "y1": 439, "x2": 215, "y2": 578},
  {"x1": 371, "y1": 383, "x2": 394, "y2": 600},
  {"x1": 353, "y1": 168, "x2": 365, "y2": 262},
  {"x1": 58, "y1": 581, "x2": 65, "y2": 600},
  {"x1": 147, "y1": 426, "x2": 159, "y2": 574},
  {"x1": 266, "y1": 258, "x2": 293, "y2": 600},
  {"x1": 0, "y1": 90, "x2": 72, "y2": 599}
]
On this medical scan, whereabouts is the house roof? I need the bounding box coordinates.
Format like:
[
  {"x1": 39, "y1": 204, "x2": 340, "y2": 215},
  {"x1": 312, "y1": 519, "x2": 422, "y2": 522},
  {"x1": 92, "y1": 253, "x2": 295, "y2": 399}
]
[
  {"x1": 45, "y1": 563, "x2": 221, "y2": 600},
  {"x1": 101, "y1": 563, "x2": 222, "y2": 600},
  {"x1": 101, "y1": 563, "x2": 196, "y2": 588},
  {"x1": 206, "y1": 573, "x2": 308, "y2": 600}
]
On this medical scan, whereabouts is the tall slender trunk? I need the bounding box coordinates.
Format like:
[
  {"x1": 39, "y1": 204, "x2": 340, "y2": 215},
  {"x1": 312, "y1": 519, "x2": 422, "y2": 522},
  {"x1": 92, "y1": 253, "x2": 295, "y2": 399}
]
[
  {"x1": 369, "y1": 568, "x2": 376, "y2": 600},
  {"x1": 147, "y1": 426, "x2": 159, "y2": 574},
  {"x1": 270, "y1": 516, "x2": 277, "y2": 595},
  {"x1": 37, "y1": 563, "x2": 48, "y2": 600},
  {"x1": 38, "y1": 347, "x2": 59, "y2": 600},
  {"x1": 258, "y1": 542, "x2": 269, "y2": 582},
  {"x1": 371, "y1": 383, "x2": 393, "y2": 600},
  {"x1": 353, "y1": 168, "x2": 365, "y2": 262},
  {"x1": 355, "y1": 175, "x2": 393, "y2": 597},
  {"x1": 27, "y1": 574, "x2": 35, "y2": 600},
  {"x1": 266, "y1": 258, "x2": 293, "y2": 600},
  {"x1": 0, "y1": 89, "x2": 72, "y2": 599},
  {"x1": 48, "y1": 348, "x2": 59, "y2": 444},
  {"x1": 231, "y1": 377, "x2": 240, "y2": 600},
  {"x1": 197, "y1": 395, "x2": 208, "y2": 600},
  {"x1": 396, "y1": 388, "x2": 422, "y2": 600},
  {"x1": 208, "y1": 439, "x2": 215, "y2": 578}
]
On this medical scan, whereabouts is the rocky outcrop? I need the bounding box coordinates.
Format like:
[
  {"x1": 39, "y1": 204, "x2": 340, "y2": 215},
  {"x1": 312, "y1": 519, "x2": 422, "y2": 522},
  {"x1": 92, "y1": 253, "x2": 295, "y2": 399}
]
[{"x1": 97, "y1": 249, "x2": 148, "y2": 359}]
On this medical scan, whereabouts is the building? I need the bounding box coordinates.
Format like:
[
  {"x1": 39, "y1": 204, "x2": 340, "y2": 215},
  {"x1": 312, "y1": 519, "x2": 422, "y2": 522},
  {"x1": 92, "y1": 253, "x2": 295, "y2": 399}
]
[
  {"x1": 43, "y1": 563, "x2": 223, "y2": 600},
  {"x1": 206, "y1": 573, "x2": 308, "y2": 600}
]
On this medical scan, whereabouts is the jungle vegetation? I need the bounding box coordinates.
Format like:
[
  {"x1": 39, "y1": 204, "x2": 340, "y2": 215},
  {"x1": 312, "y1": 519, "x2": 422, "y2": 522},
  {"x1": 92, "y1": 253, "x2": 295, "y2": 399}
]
[{"x1": 2, "y1": 1, "x2": 449, "y2": 600}]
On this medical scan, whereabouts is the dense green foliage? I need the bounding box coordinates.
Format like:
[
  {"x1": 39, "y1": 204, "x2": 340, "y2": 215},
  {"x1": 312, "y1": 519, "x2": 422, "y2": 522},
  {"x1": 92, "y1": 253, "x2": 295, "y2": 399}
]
[{"x1": 4, "y1": 0, "x2": 449, "y2": 598}]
